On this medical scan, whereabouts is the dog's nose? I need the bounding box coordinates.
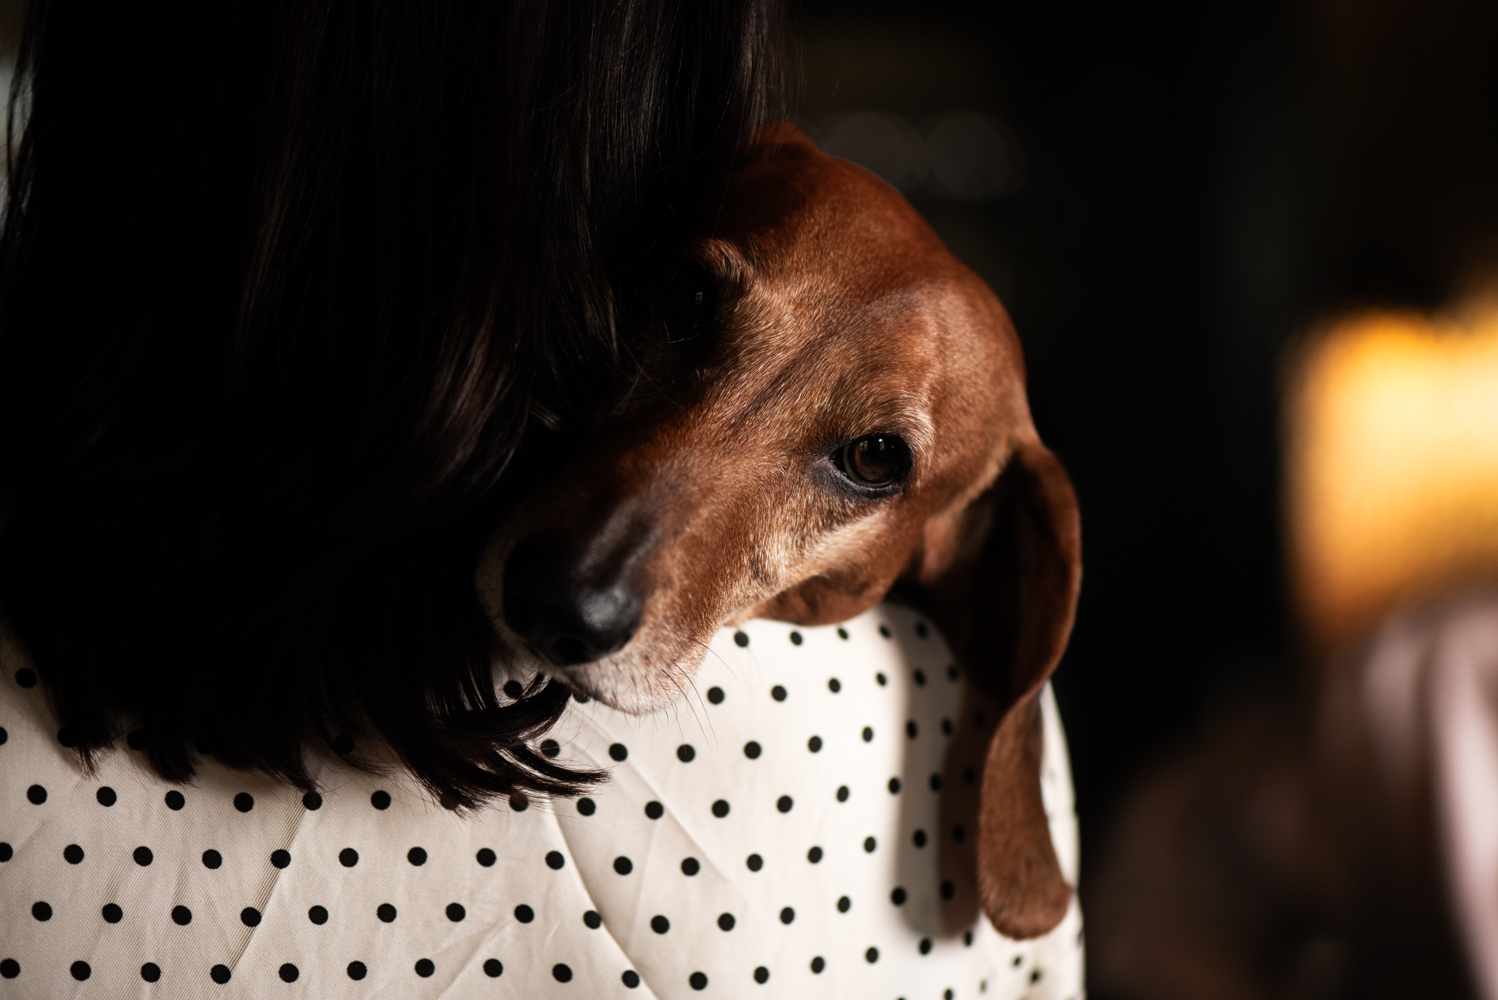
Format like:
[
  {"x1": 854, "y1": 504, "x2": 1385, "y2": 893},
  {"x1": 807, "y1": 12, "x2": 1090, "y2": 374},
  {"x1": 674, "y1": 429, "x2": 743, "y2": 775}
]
[{"x1": 501, "y1": 531, "x2": 643, "y2": 666}]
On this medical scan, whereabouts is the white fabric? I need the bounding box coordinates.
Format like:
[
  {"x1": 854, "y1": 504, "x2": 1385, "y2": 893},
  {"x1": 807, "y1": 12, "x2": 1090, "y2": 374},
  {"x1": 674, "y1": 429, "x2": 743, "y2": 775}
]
[{"x1": 0, "y1": 603, "x2": 1083, "y2": 999}]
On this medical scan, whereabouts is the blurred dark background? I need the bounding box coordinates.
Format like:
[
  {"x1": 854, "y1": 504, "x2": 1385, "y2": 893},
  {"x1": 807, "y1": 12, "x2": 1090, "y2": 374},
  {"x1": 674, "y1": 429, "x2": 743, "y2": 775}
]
[{"x1": 788, "y1": 0, "x2": 1498, "y2": 986}]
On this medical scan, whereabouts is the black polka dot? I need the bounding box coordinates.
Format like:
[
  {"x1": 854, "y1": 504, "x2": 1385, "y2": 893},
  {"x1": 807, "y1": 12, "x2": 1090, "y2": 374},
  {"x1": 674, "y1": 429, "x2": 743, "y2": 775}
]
[
  {"x1": 503, "y1": 679, "x2": 524, "y2": 699},
  {"x1": 1031, "y1": 970, "x2": 1041, "y2": 983},
  {"x1": 914, "y1": 829, "x2": 928, "y2": 848},
  {"x1": 771, "y1": 685, "x2": 787, "y2": 701},
  {"x1": 676, "y1": 743, "x2": 696, "y2": 762},
  {"x1": 241, "y1": 907, "x2": 261, "y2": 927},
  {"x1": 807, "y1": 846, "x2": 823, "y2": 863},
  {"x1": 476, "y1": 847, "x2": 497, "y2": 866},
  {"x1": 811, "y1": 956, "x2": 826, "y2": 973},
  {"x1": 974, "y1": 709, "x2": 986, "y2": 727},
  {"x1": 743, "y1": 741, "x2": 762, "y2": 759},
  {"x1": 302, "y1": 791, "x2": 323, "y2": 810},
  {"x1": 370, "y1": 790, "x2": 391, "y2": 810},
  {"x1": 347, "y1": 961, "x2": 367, "y2": 980},
  {"x1": 681, "y1": 857, "x2": 701, "y2": 875},
  {"x1": 332, "y1": 733, "x2": 355, "y2": 755},
  {"x1": 948, "y1": 664, "x2": 960, "y2": 680},
  {"x1": 940, "y1": 879, "x2": 955, "y2": 900},
  {"x1": 836, "y1": 785, "x2": 849, "y2": 802},
  {"x1": 780, "y1": 906, "x2": 795, "y2": 924},
  {"x1": 866, "y1": 947, "x2": 880, "y2": 963},
  {"x1": 734, "y1": 631, "x2": 749, "y2": 647},
  {"x1": 233, "y1": 792, "x2": 254, "y2": 812},
  {"x1": 576, "y1": 798, "x2": 596, "y2": 816},
  {"x1": 164, "y1": 789, "x2": 185, "y2": 810},
  {"x1": 509, "y1": 794, "x2": 529, "y2": 812},
  {"x1": 202, "y1": 849, "x2": 223, "y2": 869},
  {"x1": 906, "y1": 720, "x2": 918, "y2": 738},
  {"x1": 0, "y1": 960, "x2": 16, "y2": 979},
  {"x1": 15, "y1": 668, "x2": 37, "y2": 687},
  {"x1": 1012, "y1": 955, "x2": 1023, "y2": 967},
  {"x1": 553, "y1": 964, "x2": 573, "y2": 982},
  {"x1": 279, "y1": 963, "x2": 299, "y2": 983},
  {"x1": 377, "y1": 903, "x2": 397, "y2": 923},
  {"x1": 878, "y1": 624, "x2": 892, "y2": 638},
  {"x1": 808, "y1": 735, "x2": 822, "y2": 752},
  {"x1": 862, "y1": 726, "x2": 873, "y2": 742},
  {"x1": 270, "y1": 849, "x2": 291, "y2": 869},
  {"x1": 415, "y1": 958, "x2": 435, "y2": 978},
  {"x1": 57, "y1": 728, "x2": 75, "y2": 747},
  {"x1": 963, "y1": 766, "x2": 977, "y2": 785},
  {"x1": 408, "y1": 846, "x2": 427, "y2": 866},
  {"x1": 888, "y1": 776, "x2": 902, "y2": 794},
  {"x1": 336, "y1": 847, "x2": 357, "y2": 867},
  {"x1": 126, "y1": 730, "x2": 146, "y2": 751},
  {"x1": 71, "y1": 960, "x2": 91, "y2": 981},
  {"x1": 514, "y1": 904, "x2": 535, "y2": 923},
  {"x1": 63, "y1": 843, "x2": 83, "y2": 864},
  {"x1": 447, "y1": 902, "x2": 466, "y2": 922},
  {"x1": 584, "y1": 910, "x2": 602, "y2": 929},
  {"x1": 623, "y1": 970, "x2": 641, "y2": 988},
  {"x1": 141, "y1": 962, "x2": 161, "y2": 982},
  {"x1": 707, "y1": 686, "x2": 725, "y2": 704},
  {"x1": 942, "y1": 717, "x2": 954, "y2": 735},
  {"x1": 540, "y1": 738, "x2": 560, "y2": 758},
  {"x1": 210, "y1": 964, "x2": 232, "y2": 984},
  {"x1": 953, "y1": 823, "x2": 966, "y2": 842},
  {"x1": 26, "y1": 784, "x2": 46, "y2": 805},
  {"x1": 102, "y1": 903, "x2": 123, "y2": 923},
  {"x1": 864, "y1": 836, "x2": 877, "y2": 853},
  {"x1": 31, "y1": 901, "x2": 50, "y2": 921},
  {"x1": 876, "y1": 671, "x2": 888, "y2": 686},
  {"x1": 651, "y1": 914, "x2": 670, "y2": 934},
  {"x1": 309, "y1": 905, "x2": 328, "y2": 925},
  {"x1": 134, "y1": 846, "x2": 153, "y2": 866},
  {"x1": 718, "y1": 912, "x2": 736, "y2": 931},
  {"x1": 916, "y1": 620, "x2": 930, "y2": 638},
  {"x1": 573, "y1": 692, "x2": 591, "y2": 703},
  {"x1": 777, "y1": 795, "x2": 793, "y2": 813},
  {"x1": 746, "y1": 853, "x2": 763, "y2": 871},
  {"x1": 914, "y1": 669, "x2": 927, "y2": 686},
  {"x1": 644, "y1": 800, "x2": 664, "y2": 819},
  {"x1": 172, "y1": 905, "x2": 192, "y2": 925},
  {"x1": 614, "y1": 855, "x2": 634, "y2": 874},
  {"x1": 690, "y1": 971, "x2": 709, "y2": 990},
  {"x1": 789, "y1": 630, "x2": 803, "y2": 645},
  {"x1": 755, "y1": 966, "x2": 770, "y2": 983},
  {"x1": 920, "y1": 937, "x2": 933, "y2": 955},
  {"x1": 96, "y1": 786, "x2": 117, "y2": 807},
  {"x1": 892, "y1": 887, "x2": 907, "y2": 905},
  {"x1": 484, "y1": 958, "x2": 503, "y2": 977},
  {"x1": 609, "y1": 743, "x2": 629, "y2": 761},
  {"x1": 930, "y1": 773, "x2": 943, "y2": 791},
  {"x1": 711, "y1": 799, "x2": 730, "y2": 818},
  {"x1": 546, "y1": 850, "x2": 566, "y2": 869}
]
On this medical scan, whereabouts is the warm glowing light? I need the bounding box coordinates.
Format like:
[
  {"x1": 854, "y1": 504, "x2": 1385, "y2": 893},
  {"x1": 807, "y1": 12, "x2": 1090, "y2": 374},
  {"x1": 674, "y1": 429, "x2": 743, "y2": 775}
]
[{"x1": 1287, "y1": 297, "x2": 1498, "y2": 654}]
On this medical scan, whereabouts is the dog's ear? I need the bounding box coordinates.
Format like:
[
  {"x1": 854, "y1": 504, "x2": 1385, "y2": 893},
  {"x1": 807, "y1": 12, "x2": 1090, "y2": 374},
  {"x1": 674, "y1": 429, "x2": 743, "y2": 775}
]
[{"x1": 917, "y1": 436, "x2": 1081, "y2": 939}]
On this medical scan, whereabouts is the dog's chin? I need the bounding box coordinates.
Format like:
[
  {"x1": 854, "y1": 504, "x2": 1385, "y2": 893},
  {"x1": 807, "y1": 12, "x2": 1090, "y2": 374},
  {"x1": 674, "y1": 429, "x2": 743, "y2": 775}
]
[{"x1": 493, "y1": 627, "x2": 715, "y2": 716}]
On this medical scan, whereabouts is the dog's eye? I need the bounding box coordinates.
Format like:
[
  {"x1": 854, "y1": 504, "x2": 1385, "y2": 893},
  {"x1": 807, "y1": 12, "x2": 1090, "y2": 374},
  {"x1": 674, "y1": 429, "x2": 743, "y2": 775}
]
[
  {"x1": 665, "y1": 261, "x2": 719, "y2": 344},
  {"x1": 835, "y1": 434, "x2": 912, "y2": 489}
]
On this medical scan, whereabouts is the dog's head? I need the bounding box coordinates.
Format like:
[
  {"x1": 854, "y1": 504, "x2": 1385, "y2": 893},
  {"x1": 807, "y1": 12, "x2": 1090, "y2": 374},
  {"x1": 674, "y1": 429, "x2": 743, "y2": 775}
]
[{"x1": 476, "y1": 123, "x2": 1081, "y2": 938}]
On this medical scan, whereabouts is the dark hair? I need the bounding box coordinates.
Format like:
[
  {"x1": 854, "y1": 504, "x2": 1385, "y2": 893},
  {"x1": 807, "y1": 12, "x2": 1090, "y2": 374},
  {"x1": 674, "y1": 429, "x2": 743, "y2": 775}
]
[{"x1": 0, "y1": 0, "x2": 782, "y2": 807}]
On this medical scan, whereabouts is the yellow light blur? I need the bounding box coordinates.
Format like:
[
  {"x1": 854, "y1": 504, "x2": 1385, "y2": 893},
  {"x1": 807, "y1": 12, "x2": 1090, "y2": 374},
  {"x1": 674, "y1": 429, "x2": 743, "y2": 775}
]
[{"x1": 1287, "y1": 296, "x2": 1498, "y2": 656}]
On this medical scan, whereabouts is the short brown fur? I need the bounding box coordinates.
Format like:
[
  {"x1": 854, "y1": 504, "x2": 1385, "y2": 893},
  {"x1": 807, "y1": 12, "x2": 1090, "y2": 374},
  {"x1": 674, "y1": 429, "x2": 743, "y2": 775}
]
[{"x1": 476, "y1": 124, "x2": 1082, "y2": 939}]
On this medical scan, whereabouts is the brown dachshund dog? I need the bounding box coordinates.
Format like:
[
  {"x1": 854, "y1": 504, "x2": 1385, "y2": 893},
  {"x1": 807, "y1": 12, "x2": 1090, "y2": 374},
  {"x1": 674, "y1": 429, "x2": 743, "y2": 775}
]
[{"x1": 475, "y1": 123, "x2": 1081, "y2": 941}]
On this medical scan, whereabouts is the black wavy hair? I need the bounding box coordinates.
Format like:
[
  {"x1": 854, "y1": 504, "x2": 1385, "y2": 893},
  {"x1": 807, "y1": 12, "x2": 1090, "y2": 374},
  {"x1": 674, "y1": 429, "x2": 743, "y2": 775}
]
[{"x1": 0, "y1": 0, "x2": 782, "y2": 807}]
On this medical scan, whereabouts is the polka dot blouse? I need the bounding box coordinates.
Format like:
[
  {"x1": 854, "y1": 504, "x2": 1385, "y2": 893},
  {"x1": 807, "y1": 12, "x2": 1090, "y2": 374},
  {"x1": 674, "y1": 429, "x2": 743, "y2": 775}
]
[{"x1": 0, "y1": 603, "x2": 1083, "y2": 998}]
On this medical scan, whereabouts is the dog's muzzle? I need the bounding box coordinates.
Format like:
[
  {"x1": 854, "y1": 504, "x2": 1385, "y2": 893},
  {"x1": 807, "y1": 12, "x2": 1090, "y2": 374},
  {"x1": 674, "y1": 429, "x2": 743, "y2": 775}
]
[{"x1": 501, "y1": 531, "x2": 644, "y2": 666}]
